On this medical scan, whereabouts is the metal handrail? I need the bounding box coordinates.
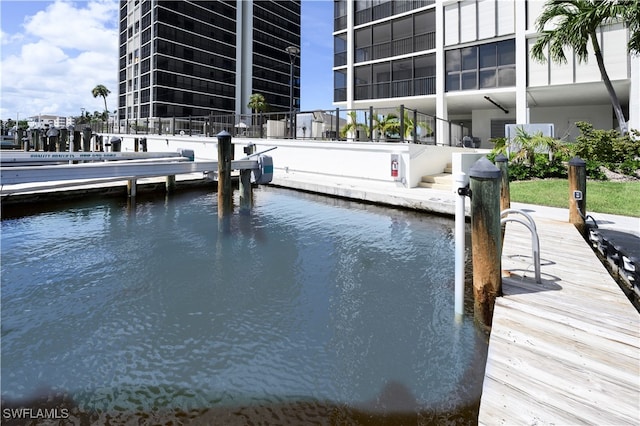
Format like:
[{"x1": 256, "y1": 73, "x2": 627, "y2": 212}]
[{"x1": 501, "y1": 209, "x2": 541, "y2": 283}]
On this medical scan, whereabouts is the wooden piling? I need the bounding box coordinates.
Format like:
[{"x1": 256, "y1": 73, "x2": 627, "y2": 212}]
[
  {"x1": 127, "y1": 179, "x2": 137, "y2": 197},
  {"x1": 73, "y1": 131, "x2": 81, "y2": 151},
  {"x1": 568, "y1": 157, "x2": 587, "y2": 235},
  {"x1": 216, "y1": 130, "x2": 233, "y2": 217},
  {"x1": 469, "y1": 157, "x2": 502, "y2": 328},
  {"x1": 82, "y1": 128, "x2": 92, "y2": 152},
  {"x1": 166, "y1": 175, "x2": 176, "y2": 193},
  {"x1": 239, "y1": 169, "x2": 252, "y2": 214}
]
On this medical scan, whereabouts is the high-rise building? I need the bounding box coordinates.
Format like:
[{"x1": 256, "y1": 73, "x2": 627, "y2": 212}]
[
  {"x1": 118, "y1": 0, "x2": 301, "y2": 123},
  {"x1": 333, "y1": 0, "x2": 638, "y2": 144}
]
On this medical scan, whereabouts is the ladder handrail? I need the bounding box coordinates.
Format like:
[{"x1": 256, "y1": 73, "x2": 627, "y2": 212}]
[
  {"x1": 501, "y1": 210, "x2": 541, "y2": 284},
  {"x1": 501, "y1": 208, "x2": 537, "y2": 232}
]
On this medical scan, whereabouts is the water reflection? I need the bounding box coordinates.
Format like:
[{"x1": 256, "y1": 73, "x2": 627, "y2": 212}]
[{"x1": 1, "y1": 186, "x2": 486, "y2": 424}]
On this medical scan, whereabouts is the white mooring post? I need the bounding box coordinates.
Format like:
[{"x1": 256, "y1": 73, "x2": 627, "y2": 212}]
[{"x1": 454, "y1": 172, "x2": 467, "y2": 318}]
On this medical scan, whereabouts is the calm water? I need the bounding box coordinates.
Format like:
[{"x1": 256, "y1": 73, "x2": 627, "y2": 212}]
[{"x1": 1, "y1": 187, "x2": 487, "y2": 424}]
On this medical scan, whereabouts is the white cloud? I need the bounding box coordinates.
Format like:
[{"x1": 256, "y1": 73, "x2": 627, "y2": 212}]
[{"x1": 1, "y1": 0, "x2": 119, "y2": 119}]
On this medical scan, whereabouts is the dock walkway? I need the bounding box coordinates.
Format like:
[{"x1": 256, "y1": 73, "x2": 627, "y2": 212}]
[{"x1": 479, "y1": 217, "x2": 639, "y2": 425}]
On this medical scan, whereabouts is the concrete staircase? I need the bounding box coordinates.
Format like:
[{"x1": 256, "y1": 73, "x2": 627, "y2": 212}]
[{"x1": 418, "y1": 163, "x2": 453, "y2": 190}]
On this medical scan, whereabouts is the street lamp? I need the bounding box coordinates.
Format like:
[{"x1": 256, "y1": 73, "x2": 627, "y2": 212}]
[{"x1": 285, "y1": 45, "x2": 300, "y2": 138}]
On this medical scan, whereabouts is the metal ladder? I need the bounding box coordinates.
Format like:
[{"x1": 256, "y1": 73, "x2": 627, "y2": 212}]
[{"x1": 501, "y1": 209, "x2": 541, "y2": 283}]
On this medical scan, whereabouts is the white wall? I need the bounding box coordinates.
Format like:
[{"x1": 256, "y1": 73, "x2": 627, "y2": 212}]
[
  {"x1": 471, "y1": 108, "x2": 517, "y2": 145},
  {"x1": 528, "y1": 22, "x2": 629, "y2": 88},
  {"x1": 529, "y1": 104, "x2": 612, "y2": 140},
  {"x1": 444, "y1": 0, "x2": 515, "y2": 46},
  {"x1": 98, "y1": 134, "x2": 485, "y2": 188}
]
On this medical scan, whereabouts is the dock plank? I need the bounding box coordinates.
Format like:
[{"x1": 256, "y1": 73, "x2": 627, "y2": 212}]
[{"x1": 479, "y1": 218, "x2": 640, "y2": 425}]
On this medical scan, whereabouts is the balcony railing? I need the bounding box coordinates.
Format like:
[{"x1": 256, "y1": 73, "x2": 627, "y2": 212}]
[{"x1": 86, "y1": 105, "x2": 467, "y2": 147}]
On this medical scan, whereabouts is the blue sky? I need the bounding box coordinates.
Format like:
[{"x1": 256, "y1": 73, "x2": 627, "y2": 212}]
[{"x1": 0, "y1": 0, "x2": 334, "y2": 120}]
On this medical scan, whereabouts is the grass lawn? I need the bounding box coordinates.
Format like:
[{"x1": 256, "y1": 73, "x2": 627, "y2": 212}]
[{"x1": 509, "y1": 179, "x2": 640, "y2": 217}]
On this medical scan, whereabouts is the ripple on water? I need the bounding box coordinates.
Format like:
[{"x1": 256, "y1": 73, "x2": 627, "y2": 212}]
[{"x1": 1, "y1": 187, "x2": 487, "y2": 420}]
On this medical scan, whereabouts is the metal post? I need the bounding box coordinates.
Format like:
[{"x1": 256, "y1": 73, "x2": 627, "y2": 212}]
[
  {"x1": 454, "y1": 172, "x2": 468, "y2": 318},
  {"x1": 413, "y1": 109, "x2": 418, "y2": 144},
  {"x1": 399, "y1": 104, "x2": 405, "y2": 143},
  {"x1": 469, "y1": 157, "x2": 502, "y2": 328},
  {"x1": 369, "y1": 106, "x2": 374, "y2": 142},
  {"x1": 285, "y1": 46, "x2": 300, "y2": 139},
  {"x1": 68, "y1": 126, "x2": 74, "y2": 165}
]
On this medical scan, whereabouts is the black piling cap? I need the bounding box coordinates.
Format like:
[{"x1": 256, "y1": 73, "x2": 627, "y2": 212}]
[
  {"x1": 495, "y1": 153, "x2": 508, "y2": 163},
  {"x1": 470, "y1": 157, "x2": 501, "y2": 179},
  {"x1": 569, "y1": 156, "x2": 586, "y2": 167},
  {"x1": 217, "y1": 130, "x2": 231, "y2": 140}
]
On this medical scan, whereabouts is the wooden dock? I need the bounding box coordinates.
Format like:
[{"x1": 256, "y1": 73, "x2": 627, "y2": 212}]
[{"x1": 479, "y1": 216, "x2": 640, "y2": 425}]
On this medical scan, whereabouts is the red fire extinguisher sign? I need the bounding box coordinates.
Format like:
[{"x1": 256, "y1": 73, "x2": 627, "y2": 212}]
[{"x1": 391, "y1": 159, "x2": 398, "y2": 177}]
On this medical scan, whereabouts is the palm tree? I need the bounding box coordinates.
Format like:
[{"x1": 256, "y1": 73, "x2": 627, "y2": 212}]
[
  {"x1": 91, "y1": 84, "x2": 111, "y2": 121},
  {"x1": 530, "y1": 0, "x2": 630, "y2": 134},
  {"x1": 247, "y1": 93, "x2": 268, "y2": 115},
  {"x1": 340, "y1": 111, "x2": 368, "y2": 139},
  {"x1": 398, "y1": 109, "x2": 432, "y2": 141},
  {"x1": 370, "y1": 113, "x2": 399, "y2": 141},
  {"x1": 510, "y1": 127, "x2": 568, "y2": 166},
  {"x1": 623, "y1": 1, "x2": 640, "y2": 54},
  {"x1": 247, "y1": 93, "x2": 268, "y2": 129}
]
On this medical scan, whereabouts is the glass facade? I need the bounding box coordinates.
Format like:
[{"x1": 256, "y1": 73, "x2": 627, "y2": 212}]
[
  {"x1": 118, "y1": 0, "x2": 300, "y2": 120},
  {"x1": 354, "y1": 54, "x2": 436, "y2": 100},
  {"x1": 252, "y1": 0, "x2": 301, "y2": 112},
  {"x1": 445, "y1": 40, "x2": 516, "y2": 92},
  {"x1": 333, "y1": 0, "x2": 436, "y2": 103},
  {"x1": 354, "y1": 0, "x2": 435, "y2": 26},
  {"x1": 354, "y1": 10, "x2": 435, "y2": 62}
]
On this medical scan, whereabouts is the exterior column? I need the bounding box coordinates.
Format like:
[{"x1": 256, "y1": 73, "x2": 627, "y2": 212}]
[
  {"x1": 629, "y1": 55, "x2": 639, "y2": 132},
  {"x1": 345, "y1": 0, "x2": 355, "y2": 110},
  {"x1": 515, "y1": 0, "x2": 528, "y2": 125},
  {"x1": 435, "y1": 0, "x2": 449, "y2": 145}
]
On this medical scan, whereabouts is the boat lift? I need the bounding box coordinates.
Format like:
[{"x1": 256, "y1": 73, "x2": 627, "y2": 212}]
[{"x1": 0, "y1": 149, "x2": 271, "y2": 196}]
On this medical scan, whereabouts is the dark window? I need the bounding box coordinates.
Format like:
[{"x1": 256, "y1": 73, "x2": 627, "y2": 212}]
[
  {"x1": 393, "y1": 16, "x2": 412, "y2": 39},
  {"x1": 334, "y1": 69, "x2": 347, "y2": 102},
  {"x1": 446, "y1": 50, "x2": 461, "y2": 72},
  {"x1": 372, "y1": 22, "x2": 392, "y2": 59},
  {"x1": 461, "y1": 47, "x2": 476, "y2": 70},
  {"x1": 498, "y1": 40, "x2": 515, "y2": 66},
  {"x1": 392, "y1": 59, "x2": 412, "y2": 97},
  {"x1": 354, "y1": 65, "x2": 371, "y2": 100},
  {"x1": 334, "y1": 34, "x2": 347, "y2": 67},
  {"x1": 414, "y1": 54, "x2": 436, "y2": 95},
  {"x1": 479, "y1": 43, "x2": 496, "y2": 68},
  {"x1": 373, "y1": 62, "x2": 390, "y2": 98},
  {"x1": 446, "y1": 39, "x2": 515, "y2": 92},
  {"x1": 355, "y1": 28, "x2": 371, "y2": 62}
]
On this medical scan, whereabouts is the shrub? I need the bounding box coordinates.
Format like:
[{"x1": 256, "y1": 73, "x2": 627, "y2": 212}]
[
  {"x1": 508, "y1": 162, "x2": 533, "y2": 181},
  {"x1": 572, "y1": 122, "x2": 640, "y2": 175},
  {"x1": 585, "y1": 160, "x2": 607, "y2": 180}
]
